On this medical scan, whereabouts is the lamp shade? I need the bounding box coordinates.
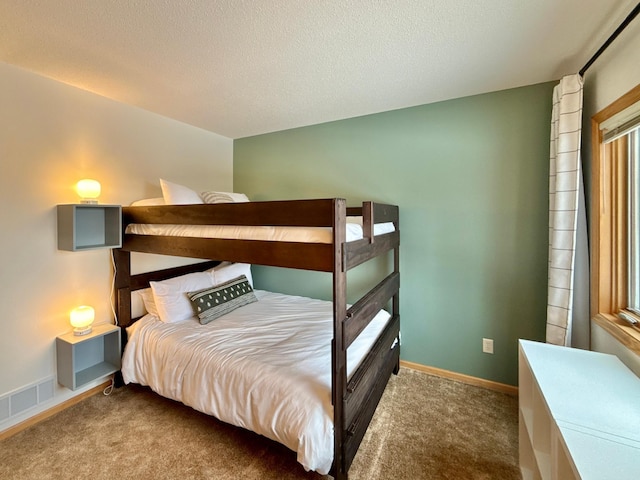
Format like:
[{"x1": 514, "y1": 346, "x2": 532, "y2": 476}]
[
  {"x1": 70, "y1": 305, "x2": 94, "y2": 336},
  {"x1": 75, "y1": 179, "x2": 101, "y2": 203}
]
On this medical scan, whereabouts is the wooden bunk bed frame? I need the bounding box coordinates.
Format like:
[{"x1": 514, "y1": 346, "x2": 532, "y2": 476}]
[{"x1": 112, "y1": 198, "x2": 400, "y2": 480}]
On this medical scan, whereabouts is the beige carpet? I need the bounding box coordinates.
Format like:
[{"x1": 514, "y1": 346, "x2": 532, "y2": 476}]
[{"x1": 0, "y1": 368, "x2": 521, "y2": 479}]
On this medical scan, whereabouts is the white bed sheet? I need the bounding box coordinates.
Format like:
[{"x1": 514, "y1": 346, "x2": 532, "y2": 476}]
[
  {"x1": 121, "y1": 290, "x2": 391, "y2": 474},
  {"x1": 125, "y1": 216, "x2": 395, "y2": 243}
]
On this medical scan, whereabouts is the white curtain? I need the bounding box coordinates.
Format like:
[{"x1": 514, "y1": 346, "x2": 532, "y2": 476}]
[{"x1": 546, "y1": 74, "x2": 584, "y2": 346}]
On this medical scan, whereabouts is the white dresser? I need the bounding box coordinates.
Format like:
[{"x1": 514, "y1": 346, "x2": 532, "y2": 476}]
[{"x1": 518, "y1": 339, "x2": 640, "y2": 480}]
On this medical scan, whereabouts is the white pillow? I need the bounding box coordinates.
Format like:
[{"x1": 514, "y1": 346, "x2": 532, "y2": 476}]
[
  {"x1": 201, "y1": 191, "x2": 250, "y2": 203},
  {"x1": 227, "y1": 192, "x2": 250, "y2": 202},
  {"x1": 213, "y1": 262, "x2": 253, "y2": 287},
  {"x1": 139, "y1": 288, "x2": 158, "y2": 316},
  {"x1": 160, "y1": 179, "x2": 203, "y2": 205},
  {"x1": 131, "y1": 288, "x2": 159, "y2": 318},
  {"x1": 131, "y1": 290, "x2": 146, "y2": 318},
  {"x1": 131, "y1": 197, "x2": 165, "y2": 206},
  {"x1": 150, "y1": 271, "x2": 214, "y2": 323}
]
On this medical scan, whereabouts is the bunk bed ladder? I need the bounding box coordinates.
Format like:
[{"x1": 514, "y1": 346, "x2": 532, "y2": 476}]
[
  {"x1": 331, "y1": 198, "x2": 349, "y2": 480},
  {"x1": 333, "y1": 200, "x2": 401, "y2": 480}
]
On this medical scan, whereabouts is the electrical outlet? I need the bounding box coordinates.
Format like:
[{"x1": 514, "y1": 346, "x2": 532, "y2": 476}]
[{"x1": 482, "y1": 338, "x2": 494, "y2": 354}]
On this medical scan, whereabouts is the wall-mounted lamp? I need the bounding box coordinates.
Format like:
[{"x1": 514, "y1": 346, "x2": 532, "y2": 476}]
[
  {"x1": 70, "y1": 305, "x2": 95, "y2": 336},
  {"x1": 75, "y1": 179, "x2": 101, "y2": 204}
]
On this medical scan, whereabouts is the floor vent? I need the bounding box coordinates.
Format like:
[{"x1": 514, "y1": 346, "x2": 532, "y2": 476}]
[{"x1": 0, "y1": 376, "x2": 56, "y2": 424}]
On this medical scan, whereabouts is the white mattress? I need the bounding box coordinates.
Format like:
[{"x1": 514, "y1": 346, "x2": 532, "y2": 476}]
[
  {"x1": 121, "y1": 290, "x2": 391, "y2": 474},
  {"x1": 126, "y1": 216, "x2": 395, "y2": 243}
]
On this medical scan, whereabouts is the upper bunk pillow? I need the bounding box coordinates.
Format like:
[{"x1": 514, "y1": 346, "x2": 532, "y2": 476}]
[
  {"x1": 160, "y1": 178, "x2": 204, "y2": 205},
  {"x1": 212, "y1": 262, "x2": 253, "y2": 287},
  {"x1": 201, "y1": 191, "x2": 250, "y2": 203},
  {"x1": 150, "y1": 271, "x2": 214, "y2": 323},
  {"x1": 130, "y1": 197, "x2": 165, "y2": 206}
]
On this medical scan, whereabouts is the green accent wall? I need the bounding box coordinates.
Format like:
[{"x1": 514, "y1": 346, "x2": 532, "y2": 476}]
[{"x1": 234, "y1": 82, "x2": 555, "y2": 386}]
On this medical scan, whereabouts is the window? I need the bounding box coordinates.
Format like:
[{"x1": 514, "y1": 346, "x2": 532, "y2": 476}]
[
  {"x1": 629, "y1": 129, "x2": 640, "y2": 315},
  {"x1": 608, "y1": 128, "x2": 640, "y2": 325},
  {"x1": 592, "y1": 83, "x2": 640, "y2": 354}
]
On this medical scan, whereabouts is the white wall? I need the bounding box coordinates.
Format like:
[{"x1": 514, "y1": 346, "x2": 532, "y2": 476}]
[
  {"x1": 0, "y1": 62, "x2": 233, "y2": 431},
  {"x1": 582, "y1": 19, "x2": 640, "y2": 374}
]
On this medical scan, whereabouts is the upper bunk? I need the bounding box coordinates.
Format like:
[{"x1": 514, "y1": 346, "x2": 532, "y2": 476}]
[{"x1": 120, "y1": 198, "x2": 400, "y2": 272}]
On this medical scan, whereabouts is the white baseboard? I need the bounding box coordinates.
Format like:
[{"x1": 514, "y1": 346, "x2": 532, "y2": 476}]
[{"x1": 400, "y1": 360, "x2": 518, "y2": 396}]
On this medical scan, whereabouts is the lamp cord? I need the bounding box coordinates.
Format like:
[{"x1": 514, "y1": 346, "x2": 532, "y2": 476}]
[{"x1": 103, "y1": 376, "x2": 115, "y2": 396}]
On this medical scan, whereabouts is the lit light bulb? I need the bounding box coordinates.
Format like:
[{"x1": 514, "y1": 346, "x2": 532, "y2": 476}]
[
  {"x1": 70, "y1": 305, "x2": 95, "y2": 336},
  {"x1": 75, "y1": 179, "x2": 101, "y2": 204}
]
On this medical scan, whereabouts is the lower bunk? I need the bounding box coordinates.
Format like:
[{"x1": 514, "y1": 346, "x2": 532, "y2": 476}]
[{"x1": 116, "y1": 259, "x2": 400, "y2": 478}]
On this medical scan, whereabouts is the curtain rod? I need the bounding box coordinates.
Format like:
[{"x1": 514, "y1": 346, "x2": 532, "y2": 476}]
[{"x1": 579, "y1": 2, "x2": 640, "y2": 77}]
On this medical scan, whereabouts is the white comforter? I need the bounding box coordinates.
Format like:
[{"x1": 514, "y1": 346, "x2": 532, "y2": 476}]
[
  {"x1": 121, "y1": 290, "x2": 390, "y2": 474},
  {"x1": 126, "y1": 216, "x2": 395, "y2": 244}
]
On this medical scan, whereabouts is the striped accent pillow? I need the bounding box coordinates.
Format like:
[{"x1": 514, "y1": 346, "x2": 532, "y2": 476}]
[
  {"x1": 200, "y1": 191, "x2": 234, "y2": 204},
  {"x1": 188, "y1": 275, "x2": 258, "y2": 325},
  {"x1": 201, "y1": 191, "x2": 250, "y2": 203}
]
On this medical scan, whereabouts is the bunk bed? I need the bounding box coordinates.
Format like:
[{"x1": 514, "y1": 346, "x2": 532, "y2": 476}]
[{"x1": 113, "y1": 198, "x2": 400, "y2": 480}]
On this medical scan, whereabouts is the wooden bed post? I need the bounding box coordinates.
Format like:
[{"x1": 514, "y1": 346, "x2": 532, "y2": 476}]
[
  {"x1": 112, "y1": 249, "x2": 132, "y2": 328},
  {"x1": 393, "y1": 210, "x2": 401, "y2": 374},
  {"x1": 112, "y1": 248, "x2": 130, "y2": 387},
  {"x1": 332, "y1": 198, "x2": 348, "y2": 480}
]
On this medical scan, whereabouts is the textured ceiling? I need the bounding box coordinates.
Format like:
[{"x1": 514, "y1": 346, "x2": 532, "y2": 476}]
[{"x1": 0, "y1": 0, "x2": 637, "y2": 138}]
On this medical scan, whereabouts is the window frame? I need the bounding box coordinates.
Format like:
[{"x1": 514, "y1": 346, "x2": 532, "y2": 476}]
[
  {"x1": 591, "y1": 82, "x2": 640, "y2": 355},
  {"x1": 628, "y1": 129, "x2": 640, "y2": 314}
]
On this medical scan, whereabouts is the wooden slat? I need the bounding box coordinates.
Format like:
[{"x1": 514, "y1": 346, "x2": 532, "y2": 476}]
[
  {"x1": 343, "y1": 357, "x2": 398, "y2": 470},
  {"x1": 343, "y1": 314, "x2": 400, "y2": 430},
  {"x1": 343, "y1": 272, "x2": 400, "y2": 348},
  {"x1": 371, "y1": 203, "x2": 399, "y2": 224},
  {"x1": 123, "y1": 201, "x2": 397, "y2": 229},
  {"x1": 346, "y1": 202, "x2": 399, "y2": 222},
  {"x1": 344, "y1": 231, "x2": 399, "y2": 270},
  {"x1": 122, "y1": 199, "x2": 339, "y2": 228},
  {"x1": 342, "y1": 320, "x2": 400, "y2": 470},
  {"x1": 346, "y1": 202, "x2": 398, "y2": 222},
  {"x1": 122, "y1": 235, "x2": 334, "y2": 272}
]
